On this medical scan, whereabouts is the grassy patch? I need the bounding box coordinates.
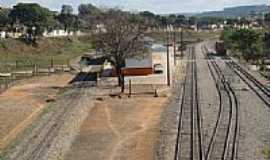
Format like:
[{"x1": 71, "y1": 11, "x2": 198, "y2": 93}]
[
  {"x1": 145, "y1": 30, "x2": 220, "y2": 43},
  {"x1": 0, "y1": 152, "x2": 6, "y2": 160},
  {"x1": 262, "y1": 147, "x2": 270, "y2": 159},
  {"x1": 0, "y1": 36, "x2": 93, "y2": 71}
]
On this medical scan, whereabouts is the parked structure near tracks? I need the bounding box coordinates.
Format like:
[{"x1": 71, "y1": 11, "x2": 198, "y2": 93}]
[{"x1": 81, "y1": 44, "x2": 168, "y2": 77}]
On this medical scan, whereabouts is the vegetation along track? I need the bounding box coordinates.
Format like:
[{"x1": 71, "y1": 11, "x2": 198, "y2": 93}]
[
  {"x1": 7, "y1": 72, "x2": 92, "y2": 160},
  {"x1": 225, "y1": 60, "x2": 270, "y2": 107},
  {"x1": 174, "y1": 46, "x2": 204, "y2": 160},
  {"x1": 202, "y1": 45, "x2": 239, "y2": 160}
]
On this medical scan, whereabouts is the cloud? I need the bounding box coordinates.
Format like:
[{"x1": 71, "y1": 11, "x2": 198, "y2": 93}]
[{"x1": 1, "y1": 0, "x2": 270, "y2": 13}]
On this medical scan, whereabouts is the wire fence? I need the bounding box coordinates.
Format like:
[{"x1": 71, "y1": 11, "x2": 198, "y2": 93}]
[{"x1": 0, "y1": 59, "x2": 72, "y2": 93}]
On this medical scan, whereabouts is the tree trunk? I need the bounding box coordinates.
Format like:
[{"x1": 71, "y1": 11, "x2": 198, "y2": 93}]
[
  {"x1": 121, "y1": 75, "x2": 125, "y2": 93},
  {"x1": 116, "y1": 67, "x2": 125, "y2": 93},
  {"x1": 118, "y1": 74, "x2": 125, "y2": 93},
  {"x1": 117, "y1": 74, "x2": 125, "y2": 93},
  {"x1": 116, "y1": 67, "x2": 122, "y2": 86}
]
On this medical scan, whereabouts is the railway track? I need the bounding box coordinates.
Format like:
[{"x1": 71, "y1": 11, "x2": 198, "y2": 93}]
[
  {"x1": 202, "y1": 45, "x2": 239, "y2": 160},
  {"x1": 174, "y1": 46, "x2": 204, "y2": 160},
  {"x1": 225, "y1": 60, "x2": 270, "y2": 107},
  {"x1": 8, "y1": 72, "x2": 93, "y2": 160}
]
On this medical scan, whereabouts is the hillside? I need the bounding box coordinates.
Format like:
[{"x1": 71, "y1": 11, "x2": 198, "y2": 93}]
[
  {"x1": 193, "y1": 5, "x2": 270, "y2": 18},
  {"x1": 197, "y1": 5, "x2": 270, "y2": 18},
  {"x1": 0, "y1": 36, "x2": 93, "y2": 67}
]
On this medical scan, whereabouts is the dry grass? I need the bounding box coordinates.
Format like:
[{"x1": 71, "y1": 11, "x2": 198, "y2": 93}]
[
  {"x1": 262, "y1": 147, "x2": 270, "y2": 160},
  {"x1": 0, "y1": 36, "x2": 93, "y2": 71},
  {"x1": 145, "y1": 30, "x2": 221, "y2": 43}
]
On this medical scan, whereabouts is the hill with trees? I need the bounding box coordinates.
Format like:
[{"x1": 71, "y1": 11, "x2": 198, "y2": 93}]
[{"x1": 197, "y1": 5, "x2": 270, "y2": 18}]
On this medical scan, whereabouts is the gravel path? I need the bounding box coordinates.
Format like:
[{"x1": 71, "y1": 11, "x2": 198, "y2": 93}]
[
  {"x1": 195, "y1": 43, "x2": 220, "y2": 151},
  {"x1": 205, "y1": 41, "x2": 270, "y2": 160},
  {"x1": 156, "y1": 49, "x2": 187, "y2": 160},
  {"x1": 4, "y1": 85, "x2": 94, "y2": 160},
  {"x1": 158, "y1": 41, "x2": 270, "y2": 160}
]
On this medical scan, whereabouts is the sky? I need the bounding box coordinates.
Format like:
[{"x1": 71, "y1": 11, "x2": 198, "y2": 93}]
[{"x1": 1, "y1": 0, "x2": 270, "y2": 14}]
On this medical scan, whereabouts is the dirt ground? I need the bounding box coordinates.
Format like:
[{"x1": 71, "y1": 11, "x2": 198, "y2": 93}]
[
  {"x1": 64, "y1": 96, "x2": 168, "y2": 160},
  {"x1": 0, "y1": 73, "x2": 74, "y2": 149}
]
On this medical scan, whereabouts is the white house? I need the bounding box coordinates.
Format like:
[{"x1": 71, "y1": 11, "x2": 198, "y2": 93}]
[
  {"x1": 43, "y1": 29, "x2": 69, "y2": 37},
  {"x1": 209, "y1": 24, "x2": 218, "y2": 30},
  {"x1": 95, "y1": 24, "x2": 106, "y2": 33},
  {"x1": 0, "y1": 31, "x2": 6, "y2": 39},
  {"x1": 190, "y1": 25, "x2": 198, "y2": 31},
  {"x1": 43, "y1": 29, "x2": 85, "y2": 37}
]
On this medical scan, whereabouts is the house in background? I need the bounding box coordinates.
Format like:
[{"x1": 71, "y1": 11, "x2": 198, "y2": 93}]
[
  {"x1": 102, "y1": 44, "x2": 166, "y2": 77},
  {"x1": 0, "y1": 31, "x2": 6, "y2": 38},
  {"x1": 101, "y1": 54, "x2": 154, "y2": 77},
  {"x1": 121, "y1": 54, "x2": 153, "y2": 76},
  {"x1": 43, "y1": 30, "x2": 84, "y2": 37},
  {"x1": 81, "y1": 43, "x2": 167, "y2": 77}
]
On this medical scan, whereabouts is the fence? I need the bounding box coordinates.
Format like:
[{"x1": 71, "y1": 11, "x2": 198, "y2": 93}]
[
  {"x1": 0, "y1": 61, "x2": 72, "y2": 93},
  {"x1": 0, "y1": 58, "x2": 71, "y2": 72}
]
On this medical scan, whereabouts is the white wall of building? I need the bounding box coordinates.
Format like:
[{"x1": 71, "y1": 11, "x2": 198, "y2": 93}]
[
  {"x1": 43, "y1": 30, "x2": 84, "y2": 37},
  {"x1": 0, "y1": 31, "x2": 6, "y2": 38}
]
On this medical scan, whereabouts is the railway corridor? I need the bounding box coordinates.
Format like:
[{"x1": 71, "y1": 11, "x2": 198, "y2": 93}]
[
  {"x1": 206, "y1": 58, "x2": 239, "y2": 160},
  {"x1": 175, "y1": 43, "x2": 244, "y2": 160},
  {"x1": 202, "y1": 41, "x2": 270, "y2": 160},
  {"x1": 175, "y1": 46, "x2": 204, "y2": 160},
  {"x1": 173, "y1": 41, "x2": 270, "y2": 160}
]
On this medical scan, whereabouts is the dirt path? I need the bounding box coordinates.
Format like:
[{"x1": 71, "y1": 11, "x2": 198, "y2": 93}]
[
  {"x1": 64, "y1": 96, "x2": 167, "y2": 160},
  {"x1": 0, "y1": 73, "x2": 73, "y2": 149}
]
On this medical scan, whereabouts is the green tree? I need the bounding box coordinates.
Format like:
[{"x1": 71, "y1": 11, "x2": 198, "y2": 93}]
[
  {"x1": 230, "y1": 29, "x2": 261, "y2": 61},
  {"x1": 167, "y1": 14, "x2": 176, "y2": 25},
  {"x1": 238, "y1": 17, "x2": 249, "y2": 25},
  {"x1": 0, "y1": 8, "x2": 10, "y2": 30},
  {"x1": 57, "y1": 5, "x2": 78, "y2": 32},
  {"x1": 263, "y1": 33, "x2": 270, "y2": 57},
  {"x1": 226, "y1": 18, "x2": 238, "y2": 25},
  {"x1": 77, "y1": 4, "x2": 103, "y2": 31},
  {"x1": 220, "y1": 28, "x2": 235, "y2": 49},
  {"x1": 175, "y1": 15, "x2": 186, "y2": 26},
  {"x1": 156, "y1": 16, "x2": 168, "y2": 27},
  {"x1": 139, "y1": 11, "x2": 157, "y2": 28},
  {"x1": 61, "y1": 5, "x2": 73, "y2": 15},
  {"x1": 265, "y1": 13, "x2": 270, "y2": 22},
  {"x1": 189, "y1": 16, "x2": 197, "y2": 25},
  {"x1": 78, "y1": 3, "x2": 100, "y2": 17},
  {"x1": 9, "y1": 3, "x2": 52, "y2": 43},
  {"x1": 139, "y1": 11, "x2": 155, "y2": 19},
  {"x1": 198, "y1": 17, "x2": 224, "y2": 26},
  {"x1": 46, "y1": 13, "x2": 61, "y2": 31}
]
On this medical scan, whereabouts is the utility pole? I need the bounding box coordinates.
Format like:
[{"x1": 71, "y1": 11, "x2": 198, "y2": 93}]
[
  {"x1": 173, "y1": 31, "x2": 176, "y2": 65},
  {"x1": 167, "y1": 31, "x2": 171, "y2": 87},
  {"x1": 262, "y1": 12, "x2": 265, "y2": 29},
  {"x1": 180, "y1": 29, "x2": 183, "y2": 57}
]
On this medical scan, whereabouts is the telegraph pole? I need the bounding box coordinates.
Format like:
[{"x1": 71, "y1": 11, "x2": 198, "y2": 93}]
[
  {"x1": 167, "y1": 30, "x2": 171, "y2": 86},
  {"x1": 180, "y1": 29, "x2": 183, "y2": 57},
  {"x1": 173, "y1": 31, "x2": 176, "y2": 65}
]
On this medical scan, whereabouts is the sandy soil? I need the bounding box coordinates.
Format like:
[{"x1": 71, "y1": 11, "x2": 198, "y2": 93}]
[
  {"x1": 64, "y1": 96, "x2": 167, "y2": 160},
  {"x1": 0, "y1": 73, "x2": 73, "y2": 149}
]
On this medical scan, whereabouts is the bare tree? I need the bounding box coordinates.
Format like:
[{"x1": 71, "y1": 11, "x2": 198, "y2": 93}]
[{"x1": 94, "y1": 9, "x2": 148, "y2": 92}]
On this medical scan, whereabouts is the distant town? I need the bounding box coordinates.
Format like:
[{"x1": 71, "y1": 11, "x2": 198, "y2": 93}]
[
  {"x1": 0, "y1": 2, "x2": 270, "y2": 160},
  {"x1": 0, "y1": 4, "x2": 270, "y2": 39}
]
